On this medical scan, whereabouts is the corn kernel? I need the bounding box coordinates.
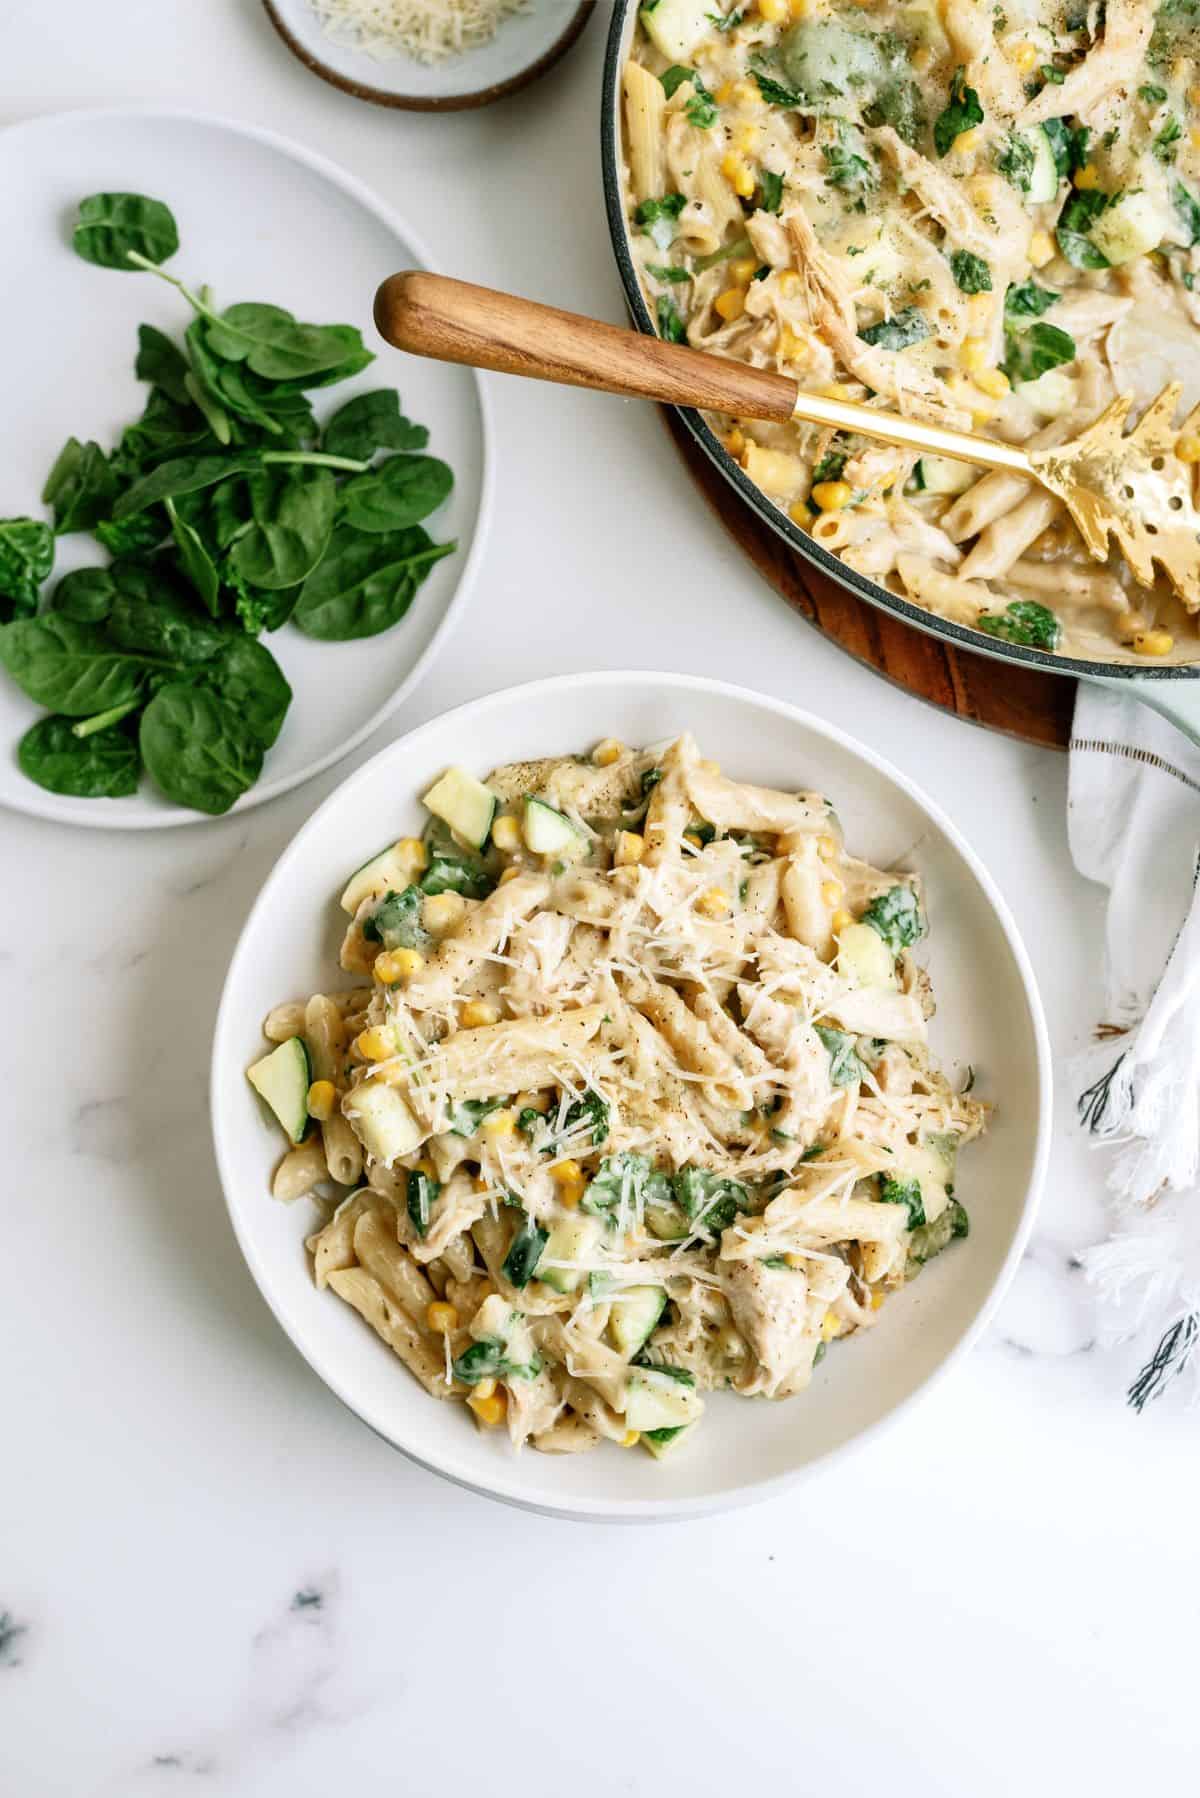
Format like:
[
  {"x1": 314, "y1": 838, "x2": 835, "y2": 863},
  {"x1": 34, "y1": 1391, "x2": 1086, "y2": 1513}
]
[
  {"x1": 468, "y1": 1390, "x2": 507, "y2": 1427},
  {"x1": 720, "y1": 153, "x2": 756, "y2": 200},
  {"x1": 821, "y1": 1308, "x2": 846, "y2": 1341},
  {"x1": 778, "y1": 270, "x2": 801, "y2": 296},
  {"x1": 733, "y1": 123, "x2": 762, "y2": 155},
  {"x1": 557, "y1": 1177, "x2": 586, "y2": 1209},
  {"x1": 355, "y1": 1027, "x2": 393, "y2": 1062},
  {"x1": 696, "y1": 886, "x2": 731, "y2": 919},
  {"x1": 613, "y1": 830, "x2": 645, "y2": 867},
  {"x1": 816, "y1": 833, "x2": 837, "y2": 860},
  {"x1": 460, "y1": 999, "x2": 500, "y2": 1029},
  {"x1": 726, "y1": 426, "x2": 747, "y2": 458},
  {"x1": 698, "y1": 758, "x2": 720, "y2": 776},
  {"x1": 619, "y1": 1429, "x2": 641, "y2": 1447},
  {"x1": 966, "y1": 291, "x2": 992, "y2": 318},
  {"x1": 397, "y1": 836, "x2": 428, "y2": 872},
  {"x1": 422, "y1": 890, "x2": 466, "y2": 934},
  {"x1": 733, "y1": 78, "x2": 759, "y2": 103},
  {"x1": 971, "y1": 406, "x2": 997, "y2": 429},
  {"x1": 1028, "y1": 229, "x2": 1055, "y2": 268},
  {"x1": 961, "y1": 336, "x2": 988, "y2": 375},
  {"x1": 729, "y1": 255, "x2": 758, "y2": 285},
  {"x1": 1177, "y1": 432, "x2": 1200, "y2": 463},
  {"x1": 811, "y1": 479, "x2": 853, "y2": 511},
  {"x1": 473, "y1": 1174, "x2": 492, "y2": 1193},
  {"x1": 789, "y1": 0, "x2": 811, "y2": 14},
  {"x1": 1189, "y1": 82, "x2": 1200, "y2": 106},
  {"x1": 499, "y1": 866, "x2": 523, "y2": 885},
  {"x1": 789, "y1": 500, "x2": 812, "y2": 527},
  {"x1": 306, "y1": 1079, "x2": 336, "y2": 1122},
  {"x1": 716, "y1": 79, "x2": 737, "y2": 103},
  {"x1": 413, "y1": 1158, "x2": 437, "y2": 1179},
  {"x1": 1192, "y1": 125, "x2": 1200, "y2": 150},
  {"x1": 1133, "y1": 630, "x2": 1175, "y2": 657},
  {"x1": 869, "y1": 1290, "x2": 886, "y2": 1311},
  {"x1": 819, "y1": 382, "x2": 853, "y2": 401},
  {"x1": 953, "y1": 127, "x2": 981, "y2": 154},
  {"x1": 715, "y1": 286, "x2": 747, "y2": 321},
  {"x1": 1012, "y1": 40, "x2": 1039, "y2": 71},
  {"x1": 375, "y1": 946, "x2": 424, "y2": 985},
  {"x1": 481, "y1": 1109, "x2": 516, "y2": 1136},
  {"x1": 490, "y1": 813, "x2": 521, "y2": 852},
  {"x1": 912, "y1": 43, "x2": 933, "y2": 71},
  {"x1": 975, "y1": 367, "x2": 1011, "y2": 399},
  {"x1": 551, "y1": 1158, "x2": 583, "y2": 1185},
  {"x1": 759, "y1": 0, "x2": 788, "y2": 20},
  {"x1": 778, "y1": 324, "x2": 803, "y2": 361},
  {"x1": 831, "y1": 907, "x2": 853, "y2": 932},
  {"x1": 1074, "y1": 162, "x2": 1101, "y2": 188},
  {"x1": 426, "y1": 1300, "x2": 458, "y2": 1333},
  {"x1": 785, "y1": 1251, "x2": 806, "y2": 1269},
  {"x1": 821, "y1": 879, "x2": 843, "y2": 906},
  {"x1": 470, "y1": 1377, "x2": 497, "y2": 1400},
  {"x1": 593, "y1": 737, "x2": 624, "y2": 767},
  {"x1": 683, "y1": 831, "x2": 704, "y2": 851}
]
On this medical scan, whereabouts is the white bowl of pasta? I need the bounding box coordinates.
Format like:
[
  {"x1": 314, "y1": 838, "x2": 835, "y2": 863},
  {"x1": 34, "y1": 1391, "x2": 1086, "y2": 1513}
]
[{"x1": 211, "y1": 672, "x2": 1050, "y2": 1520}]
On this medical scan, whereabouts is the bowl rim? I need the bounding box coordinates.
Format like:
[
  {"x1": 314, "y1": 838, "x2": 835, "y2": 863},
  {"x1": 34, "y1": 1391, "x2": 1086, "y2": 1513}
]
[
  {"x1": 211, "y1": 669, "x2": 1053, "y2": 1522},
  {"x1": 598, "y1": 1, "x2": 1200, "y2": 686},
  {"x1": 0, "y1": 104, "x2": 495, "y2": 830}
]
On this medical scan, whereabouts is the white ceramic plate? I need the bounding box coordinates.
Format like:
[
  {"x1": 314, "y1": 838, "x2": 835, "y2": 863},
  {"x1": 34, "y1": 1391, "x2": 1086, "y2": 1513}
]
[
  {"x1": 262, "y1": 0, "x2": 593, "y2": 110},
  {"x1": 212, "y1": 673, "x2": 1051, "y2": 1521},
  {"x1": 0, "y1": 109, "x2": 489, "y2": 829}
]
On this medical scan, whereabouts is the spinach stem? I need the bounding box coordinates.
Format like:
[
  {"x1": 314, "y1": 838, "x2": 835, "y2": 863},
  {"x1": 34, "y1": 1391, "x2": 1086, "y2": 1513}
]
[
  {"x1": 72, "y1": 700, "x2": 140, "y2": 739},
  {"x1": 263, "y1": 451, "x2": 370, "y2": 473}
]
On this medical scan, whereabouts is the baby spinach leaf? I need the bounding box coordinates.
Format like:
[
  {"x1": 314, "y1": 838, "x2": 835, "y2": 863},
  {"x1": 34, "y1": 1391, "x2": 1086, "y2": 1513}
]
[
  {"x1": 907, "y1": 1199, "x2": 969, "y2": 1270},
  {"x1": 814, "y1": 1024, "x2": 864, "y2": 1086},
  {"x1": 338, "y1": 455, "x2": 453, "y2": 533},
  {"x1": 861, "y1": 883, "x2": 923, "y2": 952},
  {"x1": 406, "y1": 1166, "x2": 440, "y2": 1237},
  {"x1": 447, "y1": 1095, "x2": 508, "y2": 1136},
  {"x1": 859, "y1": 307, "x2": 932, "y2": 350},
  {"x1": 165, "y1": 496, "x2": 221, "y2": 615},
  {"x1": 73, "y1": 192, "x2": 180, "y2": 269},
  {"x1": 634, "y1": 193, "x2": 687, "y2": 252},
  {"x1": 294, "y1": 524, "x2": 455, "y2": 640},
  {"x1": 113, "y1": 450, "x2": 262, "y2": 519},
  {"x1": 1005, "y1": 281, "x2": 1060, "y2": 317},
  {"x1": 753, "y1": 69, "x2": 808, "y2": 108},
  {"x1": 420, "y1": 821, "x2": 494, "y2": 899},
  {"x1": 17, "y1": 713, "x2": 141, "y2": 798},
  {"x1": 139, "y1": 682, "x2": 264, "y2": 813},
  {"x1": 933, "y1": 67, "x2": 983, "y2": 156},
  {"x1": 50, "y1": 566, "x2": 117, "y2": 622},
  {"x1": 111, "y1": 388, "x2": 214, "y2": 483},
  {"x1": 362, "y1": 884, "x2": 429, "y2": 951},
  {"x1": 322, "y1": 390, "x2": 428, "y2": 460},
  {"x1": 0, "y1": 615, "x2": 166, "y2": 715},
  {"x1": 823, "y1": 126, "x2": 874, "y2": 192},
  {"x1": 759, "y1": 168, "x2": 785, "y2": 210},
  {"x1": 995, "y1": 133, "x2": 1035, "y2": 193},
  {"x1": 1001, "y1": 319, "x2": 1077, "y2": 383},
  {"x1": 107, "y1": 567, "x2": 228, "y2": 665},
  {"x1": 879, "y1": 1174, "x2": 926, "y2": 1228},
  {"x1": 672, "y1": 1165, "x2": 747, "y2": 1234},
  {"x1": 203, "y1": 305, "x2": 372, "y2": 384},
  {"x1": 647, "y1": 263, "x2": 691, "y2": 283},
  {"x1": 657, "y1": 295, "x2": 687, "y2": 343},
  {"x1": 949, "y1": 250, "x2": 992, "y2": 294},
  {"x1": 135, "y1": 323, "x2": 192, "y2": 405},
  {"x1": 197, "y1": 636, "x2": 291, "y2": 748},
  {"x1": 94, "y1": 508, "x2": 168, "y2": 558},
  {"x1": 1174, "y1": 180, "x2": 1200, "y2": 245},
  {"x1": 226, "y1": 465, "x2": 336, "y2": 590},
  {"x1": 1055, "y1": 190, "x2": 1112, "y2": 269},
  {"x1": 684, "y1": 74, "x2": 719, "y2": 127},
  {"x1": 0, "y1": 518, "x2": 54, "y2": 616},
  {"x1": 1154, "y1": 114, "x2": 1182, "y2": 163},
  {"x1": 501, "y1": 1213, "x2": 549, "y2": 1288},
  {"x1": 451, "y1": 1338, "x2": 543, "y2": 1383},
  {"x1": 976, "y1": 599, "x2": 1061, "y2": 649},
  {"x1": 660, "y1": 64, "x2": 695, "y2": 98},
  {"x1": 42, "y1": 438, "x2": 118, "y2": 534}
]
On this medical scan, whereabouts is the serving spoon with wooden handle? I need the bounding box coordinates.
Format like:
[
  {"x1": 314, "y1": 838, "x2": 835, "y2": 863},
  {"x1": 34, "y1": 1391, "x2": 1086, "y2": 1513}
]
[{"x1": 375, "y1": 271, "x2": 1200, "y2": 610}]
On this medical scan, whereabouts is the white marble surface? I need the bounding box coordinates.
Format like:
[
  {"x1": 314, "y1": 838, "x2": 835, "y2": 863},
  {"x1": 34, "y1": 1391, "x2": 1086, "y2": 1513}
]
[{"x1": 2, "y1": 5, "x2": 1197, "y2": 1792}]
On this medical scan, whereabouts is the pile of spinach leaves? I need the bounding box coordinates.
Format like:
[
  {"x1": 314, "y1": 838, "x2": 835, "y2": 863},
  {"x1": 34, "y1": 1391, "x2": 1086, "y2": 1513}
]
[{"x1": 0, "y1": 193, "x2": 457, "y2": 813}]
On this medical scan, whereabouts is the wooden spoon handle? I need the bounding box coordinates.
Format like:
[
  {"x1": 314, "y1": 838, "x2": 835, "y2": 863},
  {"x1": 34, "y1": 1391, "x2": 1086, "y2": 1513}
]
[{"x1": 373, "y1": 272, "x2": 800, "y2": 424}]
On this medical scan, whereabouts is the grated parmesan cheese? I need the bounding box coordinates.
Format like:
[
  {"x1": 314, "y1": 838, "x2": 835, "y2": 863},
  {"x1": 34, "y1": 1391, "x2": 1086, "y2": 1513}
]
[{"x1": 306, "y1": 0, "x2": 529, "y2": 65}]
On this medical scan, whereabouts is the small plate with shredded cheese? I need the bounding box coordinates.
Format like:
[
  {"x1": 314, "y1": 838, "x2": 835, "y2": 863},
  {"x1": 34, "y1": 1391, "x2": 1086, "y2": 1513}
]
[
  {"x1": 212, "y1": 671, "x2": 1051, "y2": 1519},
  {"x1": 262, "y1": 0, "x2": 594, "y2": 111}
]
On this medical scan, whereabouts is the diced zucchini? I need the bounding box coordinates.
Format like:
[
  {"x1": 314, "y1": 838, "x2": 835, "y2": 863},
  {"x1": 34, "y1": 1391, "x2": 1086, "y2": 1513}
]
[
  {"x1": 522, "y1": 796, "x2": 585, "y2": 858},
  {"x1": 624, "y1": 1367, "x2": 705, "y2": 1432},
  {"x1": 538, "y1": 1214, "x2": 602, "y2": 1294},
  {"x1": 916, "y1": 455, "x2": 975, "y2": 496},
  {"x1": 608, "y1": 1286, "x2": 667, "y2": 1359},
  {"x1": 641, "y1": 1422, "x2": 697, "y2": 1459},
  {"x1": 836, "y1": 920, "x2": 898, "y2": 990},
  {"x1": 640, "y1": 0, "x2": 713, "y2": 61},
  {"x1": 1090, "y1": 190, "x2": 1169, "y2": 266},
  {"x1": 422, "y1": 766, "x2": 497, "y2": 850},
  {"x1": 341, "y1": 840, "x2": 421, "y2": 915},
  {"x1": 247, "y1": 1037, "x2": 310, "y2": 1143},
  {"x1": 1015, "y1": 368, "x2": 1077, "y2": 419},
  {"x1": 1024, "y1": 126, "x2": 1059, "y2": 203},
  {"x1": 344, "y1": 1080, "x2": 424, "y2": 1164}
]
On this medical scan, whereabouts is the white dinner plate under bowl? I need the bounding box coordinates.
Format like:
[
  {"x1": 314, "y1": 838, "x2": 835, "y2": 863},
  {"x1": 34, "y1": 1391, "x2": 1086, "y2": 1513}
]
[
  {"x1": 212, "y1": 673, "x2": 1051, "y2": 1522},
  {"x1": 0, "y1": 109, "x2": 489, "y2": 829}
]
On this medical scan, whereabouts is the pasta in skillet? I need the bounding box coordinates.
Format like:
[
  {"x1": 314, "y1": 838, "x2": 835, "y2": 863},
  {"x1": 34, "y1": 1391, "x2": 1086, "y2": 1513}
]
[
  {"x1": 622, "y1": 0, "x2": 1200, "y2": 663},
  {"x1": 248, "y1": 735, "x2": 986, "y2": 1459}
]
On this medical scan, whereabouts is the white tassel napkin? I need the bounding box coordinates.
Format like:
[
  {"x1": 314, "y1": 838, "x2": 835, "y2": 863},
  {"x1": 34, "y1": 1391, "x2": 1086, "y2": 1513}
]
[{"x1": 1069, "y1": 682, "x2": 1200, "y2": 1406}]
